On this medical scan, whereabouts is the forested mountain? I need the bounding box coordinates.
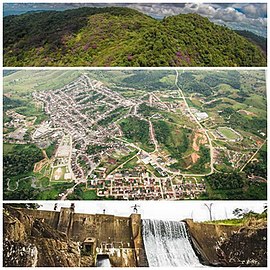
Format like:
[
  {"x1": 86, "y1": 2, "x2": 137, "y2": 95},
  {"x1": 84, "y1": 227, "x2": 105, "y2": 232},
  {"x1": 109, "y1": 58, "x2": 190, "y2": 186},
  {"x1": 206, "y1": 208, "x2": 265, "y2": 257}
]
[
  {"x1": 3, "y1": 7, "x2": 266, "y2": 67},
  {"x1": 236, "y1": 30, "x2": 267, "y2": 55}
]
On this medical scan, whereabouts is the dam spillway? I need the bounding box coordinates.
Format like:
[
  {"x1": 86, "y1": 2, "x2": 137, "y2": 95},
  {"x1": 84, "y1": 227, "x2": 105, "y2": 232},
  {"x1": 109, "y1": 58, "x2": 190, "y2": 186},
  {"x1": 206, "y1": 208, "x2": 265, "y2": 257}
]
[
  {"x1": 96, "y1": 255, "x2": 111, "y2": 267},
  {"x1": 142, "y1": 219, "x2": 202, "y2": 267}
]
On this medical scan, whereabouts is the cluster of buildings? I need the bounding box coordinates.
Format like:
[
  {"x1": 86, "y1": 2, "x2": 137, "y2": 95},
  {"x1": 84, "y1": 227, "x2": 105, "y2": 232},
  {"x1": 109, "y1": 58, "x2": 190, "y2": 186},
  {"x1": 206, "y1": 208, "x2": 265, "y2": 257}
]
[
  {"x1": 32, "y1": 75, "x2": 137, "y2": 182},
  {"x1": 33, "y1": 75, "x2": 128, "y2": 152},
  {"x1": 87, "y1": 171, "x2": 206, "y2": 200},
  {"x1": 3, "y1": 110, "x2": 34, "y2": 143}
]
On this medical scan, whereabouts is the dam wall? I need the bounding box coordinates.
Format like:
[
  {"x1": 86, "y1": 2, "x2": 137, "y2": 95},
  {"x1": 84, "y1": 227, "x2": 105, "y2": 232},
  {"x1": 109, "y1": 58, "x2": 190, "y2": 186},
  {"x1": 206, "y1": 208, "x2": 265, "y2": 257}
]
[
  {"x1": 4, "y1": 206, "x2": 266, "y2": 267},
  {"x1": 16, "y1": 206, "x2": 146, "y2": 267}
]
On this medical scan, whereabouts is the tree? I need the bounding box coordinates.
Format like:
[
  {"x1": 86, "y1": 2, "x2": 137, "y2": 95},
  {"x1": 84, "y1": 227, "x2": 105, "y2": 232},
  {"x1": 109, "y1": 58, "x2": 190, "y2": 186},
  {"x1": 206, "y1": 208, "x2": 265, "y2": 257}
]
[
  {"x1": 5, "y1": 203, "x2": 41, "y2": 209},
  {"x1": 233, "y1": 208, "x2": 244, "y2": 218},
  {"x1": 233, "y1": 207, "x2": 257, "y2": 219},
  {"x1": 263, "y1": 204, "x2": 267, "y2": 214},
  {"x1": 204, "y1": 203, "x2": 213, "y2": 221}
]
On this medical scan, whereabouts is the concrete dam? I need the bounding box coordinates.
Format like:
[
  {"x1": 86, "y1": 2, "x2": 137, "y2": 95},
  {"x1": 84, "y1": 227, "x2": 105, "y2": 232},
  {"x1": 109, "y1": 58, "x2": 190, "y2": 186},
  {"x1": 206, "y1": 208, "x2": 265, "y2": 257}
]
[{"x1": 3, "y1": 205, "x2": 267, "y2": 267}]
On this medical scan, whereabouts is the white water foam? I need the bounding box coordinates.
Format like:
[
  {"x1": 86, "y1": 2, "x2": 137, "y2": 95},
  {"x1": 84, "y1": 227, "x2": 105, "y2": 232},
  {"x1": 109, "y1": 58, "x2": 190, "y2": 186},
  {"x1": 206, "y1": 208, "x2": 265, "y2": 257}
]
[{"x1": 142, "y1": 219, "x2": 203, "y2": 267}]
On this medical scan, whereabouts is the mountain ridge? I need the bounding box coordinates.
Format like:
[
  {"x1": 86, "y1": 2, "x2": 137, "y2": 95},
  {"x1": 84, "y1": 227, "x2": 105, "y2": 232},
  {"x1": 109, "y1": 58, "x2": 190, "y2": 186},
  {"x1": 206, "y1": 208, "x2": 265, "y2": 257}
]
[{"x1": 4, "y1": 7, "x2": 266, "y2": 67}]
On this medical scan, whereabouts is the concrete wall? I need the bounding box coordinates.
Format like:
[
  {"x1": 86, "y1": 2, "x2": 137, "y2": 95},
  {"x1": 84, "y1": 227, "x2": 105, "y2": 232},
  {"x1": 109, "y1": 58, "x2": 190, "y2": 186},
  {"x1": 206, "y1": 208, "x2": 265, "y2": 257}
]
[
  {"x1": 17, "y1": 207, "x2": 144, "y2": 267},
  {"x1": 22, "y1": 208, "x2": 60, "y2": 228},
  {"x1": 130, "y1": 214, "x2": 149, "y2": 267}
]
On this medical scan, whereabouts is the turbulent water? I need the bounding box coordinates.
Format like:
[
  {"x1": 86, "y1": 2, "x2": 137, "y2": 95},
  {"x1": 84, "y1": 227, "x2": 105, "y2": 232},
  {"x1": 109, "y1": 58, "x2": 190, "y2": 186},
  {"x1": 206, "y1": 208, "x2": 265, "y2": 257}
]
[
  {"x1": 96, "y1": 257, "x2": 111, "y2": 267},
  {"x1": 142, "y1": 219, "x2": 202, "y2": 267}
]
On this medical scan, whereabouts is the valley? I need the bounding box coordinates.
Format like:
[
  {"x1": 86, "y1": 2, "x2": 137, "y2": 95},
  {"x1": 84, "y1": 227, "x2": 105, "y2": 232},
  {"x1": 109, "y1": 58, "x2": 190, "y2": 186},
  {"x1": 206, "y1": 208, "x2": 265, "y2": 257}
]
[{"x1": 3, "y1": 70, "x2": 267, "y2": 200}]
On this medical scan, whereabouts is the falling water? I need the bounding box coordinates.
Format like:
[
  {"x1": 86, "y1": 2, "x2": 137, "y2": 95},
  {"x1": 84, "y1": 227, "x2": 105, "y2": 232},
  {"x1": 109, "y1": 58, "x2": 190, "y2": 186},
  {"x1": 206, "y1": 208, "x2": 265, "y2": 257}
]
[
  {"x1": 96, "y1": 256, "x2": 111, "y2": 267},
  {"x1": 142, "y1": 219, "x2": 202, "y2": 267}
]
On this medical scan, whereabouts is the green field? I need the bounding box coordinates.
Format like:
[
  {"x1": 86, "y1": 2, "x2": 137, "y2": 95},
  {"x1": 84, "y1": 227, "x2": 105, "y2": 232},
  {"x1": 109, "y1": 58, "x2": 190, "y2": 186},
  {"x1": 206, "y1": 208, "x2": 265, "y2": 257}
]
[
  {"x1": 217, "y1": 127, "x2": 240, "y2": 140},
  {"x1": 3, "y1": 143, "x2": 15, "y2": 154},
  {"x1": 4, "y1": 70, "x2": 82, "y2": 96}
]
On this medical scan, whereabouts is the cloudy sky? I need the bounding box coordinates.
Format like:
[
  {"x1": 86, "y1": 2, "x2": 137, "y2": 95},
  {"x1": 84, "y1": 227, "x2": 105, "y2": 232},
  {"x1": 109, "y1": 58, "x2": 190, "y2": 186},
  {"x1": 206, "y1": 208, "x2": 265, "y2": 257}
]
[
  {"x1": 130, "y1": 3, "x2": 267, "y2": 37},
  {"x1": 4, "y1": 3, "x2": 267, "y2": 37},
  {"x1": 40, "y1": 201, "x2": 266, "y2": 222}
]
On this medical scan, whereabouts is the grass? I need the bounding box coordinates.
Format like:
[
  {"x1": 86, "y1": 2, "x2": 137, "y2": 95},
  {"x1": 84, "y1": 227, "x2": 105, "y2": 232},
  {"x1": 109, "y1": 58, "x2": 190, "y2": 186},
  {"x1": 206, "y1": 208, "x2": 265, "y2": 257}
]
[
  {"x1": 161, "y1": 111, "x2": 195, "y2": 129},
  {"x1": 106, "y1": 150, "x2": 138, "y2": 174},
  {"x1": 244, "y1": 94, "x2": 266, "y2": 110},
  {"x1": 7, "y1": 173, "x2": 33, "y2": 191},
  {"x1": 205, "y1": 211, "x2": 267, "y2": 226},
  {"x1": 205, "y1": 218, "x2": 245, "y2": 226},
  {"x1": 8, "y1": 178, "x2": 19, "y2": 190},
  {"x1": 36, "y1": 182, "x2": 75, "y2": 200},
  {"x1": 37, "y1": 189, "x2": 61, "y2": 200},
  {"x1": 45, "y1": 143, "x2": 57, "y2": 158},
  {"x1": 120, "y1": 90, "x2": 146, "y2": 98},
  {"x1": 217, "y1": 127, "x2": 240, "y2": 140},
  {"x1": 146, "y1": 164, "x2": 163, "y2": 177},
  {"x1": 51, "y1": 166, "x2": 71, "y2": 182},
  {"x1": 81, "y1": 189, "x2": 99, "y2": 200},
  {"x1": 122, "y1": 157, "x2": 139, "y2": 169},
  {"x1": 159, "y1": 74, "x2": 176, "y2": 86},
  {"x1": 4, "y1": 70, "x2": 82, "y2": 96},
  {"x1": 3, "y1": 143, "x2": 15, "y2": 155},
  {"x1": 153, "y1": 120, "x2": 193, "y2": 161},
  {"x1": 39, "y1": 177, "x2": 50, "y2": 187},
  {"x1": 119, "y1": 116, "x2": 155, "y2": 152}
]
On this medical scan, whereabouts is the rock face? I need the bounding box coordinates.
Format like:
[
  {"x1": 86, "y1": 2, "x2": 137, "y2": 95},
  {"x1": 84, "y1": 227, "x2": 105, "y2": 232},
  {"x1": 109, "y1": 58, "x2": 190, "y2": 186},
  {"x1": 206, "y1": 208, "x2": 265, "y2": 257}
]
[
  {"x1": 3, "y1": 207, "x2": 82, "y2": 267},
  {"x1": 217, "y1": 227, "x2": 267, "y2": 266},
  {"x1": 185, "y1": 219, "x2": 267, "y2": 267}
]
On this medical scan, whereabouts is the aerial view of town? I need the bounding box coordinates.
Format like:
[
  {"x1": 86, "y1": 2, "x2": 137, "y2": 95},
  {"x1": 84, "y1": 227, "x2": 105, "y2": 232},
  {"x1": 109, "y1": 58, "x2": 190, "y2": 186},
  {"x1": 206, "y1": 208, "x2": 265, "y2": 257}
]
[{"x1": 3, "y1": 70, "x2": 267, "y2": 200}]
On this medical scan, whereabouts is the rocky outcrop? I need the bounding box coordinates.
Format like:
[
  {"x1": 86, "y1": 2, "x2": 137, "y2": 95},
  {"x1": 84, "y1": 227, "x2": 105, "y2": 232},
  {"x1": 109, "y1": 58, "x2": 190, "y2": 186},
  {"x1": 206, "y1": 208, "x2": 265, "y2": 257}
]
[
  {"x1": 3, "y1": 206, "x2": 82, "y2": 267},
  {"x1": 185, "y1": 219, "x2": 267, "y2": 267},
  {"x1": 217, "y1": 226, "x2": 267, "y2": 266}
]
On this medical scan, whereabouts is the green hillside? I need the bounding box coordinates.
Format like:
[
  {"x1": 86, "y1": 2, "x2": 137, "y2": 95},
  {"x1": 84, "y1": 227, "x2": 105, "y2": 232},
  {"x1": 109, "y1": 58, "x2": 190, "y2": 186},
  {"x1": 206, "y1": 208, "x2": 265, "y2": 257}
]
[{"x1": 4, "y1": 7, "x2": 266, "y2": 67}]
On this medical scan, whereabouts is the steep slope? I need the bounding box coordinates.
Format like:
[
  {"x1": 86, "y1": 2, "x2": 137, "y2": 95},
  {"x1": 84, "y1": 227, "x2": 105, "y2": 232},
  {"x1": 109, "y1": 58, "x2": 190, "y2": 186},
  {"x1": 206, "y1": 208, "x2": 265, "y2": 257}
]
[
  {"x1": 3, "y1": 7, "x2": 266, "y2": 67},
  {"x1": 236, "y1": 30, "x2": 267, "y2": 55}
]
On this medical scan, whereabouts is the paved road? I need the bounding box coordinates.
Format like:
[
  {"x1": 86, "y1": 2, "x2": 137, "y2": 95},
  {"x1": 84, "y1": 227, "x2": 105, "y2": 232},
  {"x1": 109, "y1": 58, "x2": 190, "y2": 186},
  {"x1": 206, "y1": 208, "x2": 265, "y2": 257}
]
[
  {"x1": 175, "y1": 70, "x2": 214, "y2": 175},
  {"x1": 240, "y1": 139, "x2": 267, "y2": 172}
]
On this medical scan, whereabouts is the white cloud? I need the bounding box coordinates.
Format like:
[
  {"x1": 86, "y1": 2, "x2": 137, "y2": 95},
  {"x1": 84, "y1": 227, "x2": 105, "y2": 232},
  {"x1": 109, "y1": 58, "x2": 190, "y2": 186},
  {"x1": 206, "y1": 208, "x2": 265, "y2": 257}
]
[
  {"x1": 4, "y1": 3, "x2": 267, "y2": 37},
  {"x1": 128, "y1": 3, "x2": 267, "y2": 37},
  {"x1": 237, "y1": 3, "x2": 267, "y2": 18}
]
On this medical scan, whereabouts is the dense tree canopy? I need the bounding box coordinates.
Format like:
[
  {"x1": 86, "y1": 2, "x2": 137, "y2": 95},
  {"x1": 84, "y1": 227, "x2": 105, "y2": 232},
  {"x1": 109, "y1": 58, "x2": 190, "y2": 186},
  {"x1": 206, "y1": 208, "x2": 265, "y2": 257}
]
[{"x1": 4, "y1": 7, "x2": 266, "y2": 67}]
